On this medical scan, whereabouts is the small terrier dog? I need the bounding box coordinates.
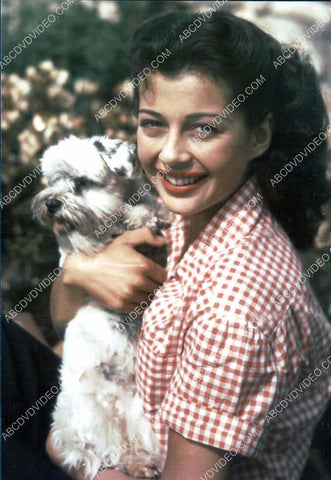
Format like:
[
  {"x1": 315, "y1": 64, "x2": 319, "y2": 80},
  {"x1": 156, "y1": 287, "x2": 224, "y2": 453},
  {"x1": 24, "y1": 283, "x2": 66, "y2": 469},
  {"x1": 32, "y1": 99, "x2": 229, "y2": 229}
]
[{"x1": 32, "y1": 135, "x2": 170, "y2": 478}]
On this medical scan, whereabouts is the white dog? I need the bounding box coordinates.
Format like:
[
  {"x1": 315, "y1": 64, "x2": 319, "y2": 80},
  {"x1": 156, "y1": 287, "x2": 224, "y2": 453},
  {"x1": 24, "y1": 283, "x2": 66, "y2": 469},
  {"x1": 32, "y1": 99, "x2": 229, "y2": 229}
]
[{"x1": 32, "y1": 135, "x2": 170, "y2": 478}]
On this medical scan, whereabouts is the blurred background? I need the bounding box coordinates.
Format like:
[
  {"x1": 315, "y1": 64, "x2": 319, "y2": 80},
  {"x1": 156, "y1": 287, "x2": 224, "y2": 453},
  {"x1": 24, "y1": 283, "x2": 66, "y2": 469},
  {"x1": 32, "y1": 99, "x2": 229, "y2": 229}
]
[{"x1": 2, "y1": 1, "x2": 331, "y2": 477}]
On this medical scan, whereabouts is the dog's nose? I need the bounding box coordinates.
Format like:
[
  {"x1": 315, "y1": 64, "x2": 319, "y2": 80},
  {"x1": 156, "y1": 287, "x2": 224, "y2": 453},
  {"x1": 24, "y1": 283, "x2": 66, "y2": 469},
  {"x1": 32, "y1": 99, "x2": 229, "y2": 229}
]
[{"x1": 46, "y1": 198, "x2": 62, "y2": 215}]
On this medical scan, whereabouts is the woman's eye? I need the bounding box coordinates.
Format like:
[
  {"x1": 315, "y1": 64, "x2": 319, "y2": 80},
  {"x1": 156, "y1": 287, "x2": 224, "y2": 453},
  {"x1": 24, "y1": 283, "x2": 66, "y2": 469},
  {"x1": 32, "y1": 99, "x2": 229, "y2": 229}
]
[
  {"x1": 139, "y1": 120, "x2": 163, "y2": 128},
  {"x1": 192, "y1": 124, "x2": 218, "y2": 135},
  {"x1": 139, "y1": 119, "x2": 164, "y2": 137}
]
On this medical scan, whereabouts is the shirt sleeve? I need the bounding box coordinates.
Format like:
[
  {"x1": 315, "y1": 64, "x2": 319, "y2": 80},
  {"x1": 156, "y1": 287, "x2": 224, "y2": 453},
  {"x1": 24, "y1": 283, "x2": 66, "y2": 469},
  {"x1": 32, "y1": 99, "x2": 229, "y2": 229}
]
[{"x1": 157, "y1": 313, "x2": 282, "y2": 457}]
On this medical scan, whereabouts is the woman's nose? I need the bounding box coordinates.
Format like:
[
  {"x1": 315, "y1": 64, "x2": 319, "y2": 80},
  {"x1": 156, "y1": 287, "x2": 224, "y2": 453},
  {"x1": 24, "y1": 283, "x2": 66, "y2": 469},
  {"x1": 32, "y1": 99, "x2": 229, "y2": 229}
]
[{"x1": 158, "y1": 132, "x2": 192, "y2": 168}]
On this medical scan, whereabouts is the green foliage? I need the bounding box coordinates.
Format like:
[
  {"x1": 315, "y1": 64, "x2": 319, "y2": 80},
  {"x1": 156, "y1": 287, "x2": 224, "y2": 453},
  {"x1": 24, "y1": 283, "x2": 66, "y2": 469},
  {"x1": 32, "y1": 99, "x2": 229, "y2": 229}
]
[
  {"x1": 3, "y1": 2, "x2": 129, "y2": 88},
  {"x1": 2, "y1": 1, "x2": 186, "y2": 94}
]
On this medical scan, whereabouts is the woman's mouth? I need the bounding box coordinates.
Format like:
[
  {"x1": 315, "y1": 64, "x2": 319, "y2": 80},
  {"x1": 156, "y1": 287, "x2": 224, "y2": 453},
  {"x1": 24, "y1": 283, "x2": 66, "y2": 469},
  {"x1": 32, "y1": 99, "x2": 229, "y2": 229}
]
[{"x1": 160, "y1": 172, "x2": 208, "y2": 193}]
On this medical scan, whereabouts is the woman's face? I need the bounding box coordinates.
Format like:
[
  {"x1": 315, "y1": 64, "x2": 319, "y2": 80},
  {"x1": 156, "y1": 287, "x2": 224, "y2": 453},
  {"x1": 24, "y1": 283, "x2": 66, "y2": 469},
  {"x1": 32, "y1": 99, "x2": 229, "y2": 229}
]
[{"x1": 137, "y1": 72, "x2": 263, "y2": 223}]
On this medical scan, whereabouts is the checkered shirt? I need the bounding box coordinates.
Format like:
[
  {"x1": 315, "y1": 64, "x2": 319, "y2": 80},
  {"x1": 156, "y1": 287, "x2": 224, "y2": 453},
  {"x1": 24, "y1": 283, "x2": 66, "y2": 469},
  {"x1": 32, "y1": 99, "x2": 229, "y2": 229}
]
[{"x1": 135, "y1": 176, "x2": 331, "y2": 479}]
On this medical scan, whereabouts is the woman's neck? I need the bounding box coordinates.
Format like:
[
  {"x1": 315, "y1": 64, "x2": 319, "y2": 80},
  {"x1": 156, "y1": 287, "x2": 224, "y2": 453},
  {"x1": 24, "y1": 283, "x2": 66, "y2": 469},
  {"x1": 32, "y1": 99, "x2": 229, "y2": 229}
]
[
  {"x1": 185, "y1": 202, "x2": 223, "y2": 247},
  {"x1": 185, "y1": 177, "x2": 249, "y2": 247}
]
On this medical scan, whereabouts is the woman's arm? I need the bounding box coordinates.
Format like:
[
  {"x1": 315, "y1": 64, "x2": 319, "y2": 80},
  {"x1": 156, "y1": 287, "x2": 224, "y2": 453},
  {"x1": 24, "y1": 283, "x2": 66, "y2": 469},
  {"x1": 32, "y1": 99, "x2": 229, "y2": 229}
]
[
  {"x1": 97, "y1": 430, "x2": 230, "y2": 480},
  {"x1": 161, "y1": 428, "x2": 229, "y2": 480},
  {"x1": 50, "y1": 227, "x2": 167, "y2": 333},
  {"x1": 46, "y1": 428, "x2": 229, "y2": 480}
]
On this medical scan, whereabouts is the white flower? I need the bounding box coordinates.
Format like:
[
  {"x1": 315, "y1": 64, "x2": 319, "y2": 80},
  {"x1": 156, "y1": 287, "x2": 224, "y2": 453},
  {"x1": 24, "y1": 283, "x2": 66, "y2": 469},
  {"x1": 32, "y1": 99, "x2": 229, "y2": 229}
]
[
  {"x1": 32, "y1": 114, "x2": 47, "y2": 132},
  {"x1": 74, "y1": 79, "x2": 99, "y2": 95},
  {"x1": 39, "y1": 60, "x2": 54, "y2": 73}
]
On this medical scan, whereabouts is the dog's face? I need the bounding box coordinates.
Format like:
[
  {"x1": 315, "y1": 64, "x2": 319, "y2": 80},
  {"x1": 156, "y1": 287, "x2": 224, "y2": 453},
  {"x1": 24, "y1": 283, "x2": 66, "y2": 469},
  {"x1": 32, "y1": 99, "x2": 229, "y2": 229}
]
[{"x1": 32, "y1": 136, "x2": 141, "y2": 254}]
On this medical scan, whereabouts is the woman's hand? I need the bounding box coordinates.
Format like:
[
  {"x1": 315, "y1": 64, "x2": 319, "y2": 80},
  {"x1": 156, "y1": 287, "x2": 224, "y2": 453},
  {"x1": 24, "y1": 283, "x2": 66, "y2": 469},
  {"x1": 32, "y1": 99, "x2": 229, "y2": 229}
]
[{"x1": 62, "y1": 227, "x2": 167, "y2": 314}]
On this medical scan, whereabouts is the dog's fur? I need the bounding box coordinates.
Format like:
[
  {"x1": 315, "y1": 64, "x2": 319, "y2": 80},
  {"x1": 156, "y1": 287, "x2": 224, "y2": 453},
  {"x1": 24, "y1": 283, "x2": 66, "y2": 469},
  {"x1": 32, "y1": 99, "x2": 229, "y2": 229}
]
[{"x1": 32, "y1": 135, "x2": 170, "y2": 478}]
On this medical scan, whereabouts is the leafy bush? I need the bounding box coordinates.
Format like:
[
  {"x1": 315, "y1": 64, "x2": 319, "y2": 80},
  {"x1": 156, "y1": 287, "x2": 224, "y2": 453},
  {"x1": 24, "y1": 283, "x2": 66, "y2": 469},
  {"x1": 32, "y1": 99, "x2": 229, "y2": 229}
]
[
  {"x1": 3, "y1": 1, "x2": 170, "y2": 93},
  {"x1": 2, "y1": 0, "x2": 330, "y2": 345}
]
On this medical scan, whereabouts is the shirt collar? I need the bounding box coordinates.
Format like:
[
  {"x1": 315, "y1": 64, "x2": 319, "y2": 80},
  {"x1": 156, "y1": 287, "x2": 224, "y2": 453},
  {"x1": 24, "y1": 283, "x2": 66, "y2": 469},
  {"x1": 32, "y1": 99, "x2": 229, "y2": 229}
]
[{"x1": 166, "y1": 175, "x2": 265, "y2": 280}]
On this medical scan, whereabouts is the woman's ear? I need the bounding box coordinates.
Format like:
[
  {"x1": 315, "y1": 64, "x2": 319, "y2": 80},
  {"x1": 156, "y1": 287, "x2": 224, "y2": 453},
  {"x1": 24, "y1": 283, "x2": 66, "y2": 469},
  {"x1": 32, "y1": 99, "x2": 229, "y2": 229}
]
[{"x1": 249, "y1": 113, "x2": 273, "y2": 159}]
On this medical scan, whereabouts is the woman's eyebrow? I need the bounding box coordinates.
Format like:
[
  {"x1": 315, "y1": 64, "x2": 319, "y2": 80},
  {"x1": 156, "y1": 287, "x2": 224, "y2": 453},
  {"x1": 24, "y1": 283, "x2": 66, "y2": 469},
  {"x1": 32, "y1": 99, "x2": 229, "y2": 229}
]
[
  {"x1": 138, "y1": 109, "x2": 162, "y2": 117},
  {"x1": 138, "y1": 109, "x2": 223, "y2": 119},
  {"x1": 185, "y1": 112, "x2": 223, "y2": 120}
]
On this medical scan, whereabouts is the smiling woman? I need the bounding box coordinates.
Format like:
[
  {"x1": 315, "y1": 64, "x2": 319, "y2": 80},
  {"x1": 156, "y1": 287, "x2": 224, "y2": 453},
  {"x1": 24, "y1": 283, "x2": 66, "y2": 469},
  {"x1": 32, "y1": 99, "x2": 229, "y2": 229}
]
[
  {"x1": 42, "y1": 9, "x2": 331, "y2": 480},
  {"x1": 131, "y1": 11, "x2": 329, "y2": 250}
]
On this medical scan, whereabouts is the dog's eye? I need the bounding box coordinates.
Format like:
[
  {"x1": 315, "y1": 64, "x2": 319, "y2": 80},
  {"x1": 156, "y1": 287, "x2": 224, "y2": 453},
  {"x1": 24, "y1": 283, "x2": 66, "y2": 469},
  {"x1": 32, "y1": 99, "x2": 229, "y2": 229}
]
[{"x1": 74, "y1": 178, "x2": 96, "y2": 194}]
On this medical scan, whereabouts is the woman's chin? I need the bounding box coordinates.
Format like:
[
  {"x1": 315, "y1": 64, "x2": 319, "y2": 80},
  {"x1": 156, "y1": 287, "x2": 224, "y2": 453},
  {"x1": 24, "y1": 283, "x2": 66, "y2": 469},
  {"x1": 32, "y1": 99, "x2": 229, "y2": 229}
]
[{"x1": 160, "y1": 197, "x2": 205, "y2": 217}]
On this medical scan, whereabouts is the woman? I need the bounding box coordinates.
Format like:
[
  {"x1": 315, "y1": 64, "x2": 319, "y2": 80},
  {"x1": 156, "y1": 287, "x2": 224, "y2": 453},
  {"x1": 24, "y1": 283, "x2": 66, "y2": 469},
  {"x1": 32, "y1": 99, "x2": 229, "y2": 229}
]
[{"x1": 46, "y1": 11, "x2": 330, "y2": 480}]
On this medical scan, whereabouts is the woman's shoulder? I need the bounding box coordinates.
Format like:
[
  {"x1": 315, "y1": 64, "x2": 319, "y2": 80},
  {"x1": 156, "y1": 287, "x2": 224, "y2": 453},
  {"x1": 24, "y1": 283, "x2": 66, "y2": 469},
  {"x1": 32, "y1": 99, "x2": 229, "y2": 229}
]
[
  {"x1": 188, "y1": 213, "x2": 311, "y2": 328},
  {"x1": 204, "y1": 209, "x2": 301, "y2": 288}
]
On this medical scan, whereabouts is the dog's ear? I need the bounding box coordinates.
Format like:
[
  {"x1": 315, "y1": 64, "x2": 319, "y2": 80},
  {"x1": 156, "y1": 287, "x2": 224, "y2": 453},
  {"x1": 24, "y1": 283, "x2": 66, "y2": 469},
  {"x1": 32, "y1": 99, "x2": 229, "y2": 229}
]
[{"x1": 92, "y1": 137, "x2": 142, "y2": 181}]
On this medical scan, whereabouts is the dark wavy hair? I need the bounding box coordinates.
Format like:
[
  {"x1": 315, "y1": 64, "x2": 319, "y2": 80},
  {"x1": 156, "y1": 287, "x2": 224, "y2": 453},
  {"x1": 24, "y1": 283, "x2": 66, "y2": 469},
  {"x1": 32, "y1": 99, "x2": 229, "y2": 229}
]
[{"x1": 129, "y1": 11, "x2": 330, "y2": 250}]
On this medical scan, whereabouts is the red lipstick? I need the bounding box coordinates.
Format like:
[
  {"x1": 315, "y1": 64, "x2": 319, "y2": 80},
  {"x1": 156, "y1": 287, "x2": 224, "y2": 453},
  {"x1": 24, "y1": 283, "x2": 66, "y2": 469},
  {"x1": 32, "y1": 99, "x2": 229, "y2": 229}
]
[{"x1": 159, "y1": 171, "x2": 208, "y2": 194}]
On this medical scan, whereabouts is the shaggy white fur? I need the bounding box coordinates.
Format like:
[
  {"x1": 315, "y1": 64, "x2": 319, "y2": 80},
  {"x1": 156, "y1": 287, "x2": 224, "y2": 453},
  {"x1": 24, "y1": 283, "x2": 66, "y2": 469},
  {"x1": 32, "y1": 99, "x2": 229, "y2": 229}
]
[{"x1": 32, "y1": 135, "x2": 169, "y2": 478}]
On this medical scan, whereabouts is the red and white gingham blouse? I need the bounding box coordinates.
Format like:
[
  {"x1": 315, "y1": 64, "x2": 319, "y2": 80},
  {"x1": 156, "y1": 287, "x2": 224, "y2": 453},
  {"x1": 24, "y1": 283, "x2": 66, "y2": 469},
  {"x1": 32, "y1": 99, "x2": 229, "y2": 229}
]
[{"x1": 135, "y1": 176, "x2": 331, "y2": 479}]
